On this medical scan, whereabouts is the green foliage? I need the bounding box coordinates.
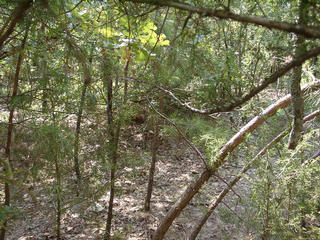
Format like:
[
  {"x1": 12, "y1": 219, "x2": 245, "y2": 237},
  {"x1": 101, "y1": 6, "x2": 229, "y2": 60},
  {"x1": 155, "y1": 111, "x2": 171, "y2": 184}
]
[{"x1": 247, "y1": 128, "x2": 320, "y2": 239}]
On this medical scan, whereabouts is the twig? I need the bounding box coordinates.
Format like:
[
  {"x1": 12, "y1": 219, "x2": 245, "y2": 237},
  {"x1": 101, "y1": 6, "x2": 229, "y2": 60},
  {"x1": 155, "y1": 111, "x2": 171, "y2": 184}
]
[{"x1": 221, "y1": 200, "x2": 244, "y2": 222}]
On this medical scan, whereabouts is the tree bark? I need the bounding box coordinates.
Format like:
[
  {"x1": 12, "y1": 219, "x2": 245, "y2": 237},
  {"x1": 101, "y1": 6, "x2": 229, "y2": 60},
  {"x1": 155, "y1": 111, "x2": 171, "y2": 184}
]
[
  {"x1": 288, "y1": 0, "x2": 308, "y2": 149},
  {"x1": 104, "y1": 44, "x2": 130, "y2": 239},
  {"x1": 104, "y1": 54, "x2": 116, "y2": 240},
  {"x1": 53, "y1": 140, "x2": 61, "y2": 240},
  {"x1": 73, "y1": 83, "x2": 88, "y2": 184},
  {"x1": 145, "y1": 92, "x2": 164, "y2": 211},
  {"x1": 104, "y1": 124, "x2": 120, "y2": 240},
  {"x1": 189, "y1": 129, "x2": 286, "y2": 240},
  {"x1": 145, "y1": 118, "x2": 160, "y2": 211},
  {"x1": 152, "y1": 169, "x2": 212, "y2": 240}
]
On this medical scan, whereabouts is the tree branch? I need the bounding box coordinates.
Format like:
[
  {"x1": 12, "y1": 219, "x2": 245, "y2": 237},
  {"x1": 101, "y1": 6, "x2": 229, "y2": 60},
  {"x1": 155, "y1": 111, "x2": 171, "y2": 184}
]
[
  {"x1": 126, "y1": 0, "x2": 320, "y2": 38},
  {"x1": 217, "y1": 80, "x2": 320, "y2": 161},
  {"x1": 159, "y1": 44, "x2": 320, "y2": 114}
]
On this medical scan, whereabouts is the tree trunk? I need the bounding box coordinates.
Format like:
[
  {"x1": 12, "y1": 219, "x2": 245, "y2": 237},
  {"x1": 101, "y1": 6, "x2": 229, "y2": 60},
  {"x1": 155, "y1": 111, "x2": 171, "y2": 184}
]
[
  {"x1": 262, "y1": 159, "x2": 271, "y2": 240},
  {"x1": 104, "y1": 56, "x2": 116, "y2": 239},
  {"x1": 0, "y1": 26, "x2": 29, "y2": 240},
  {"x1": 54, "y1": 143, "x2": 62, "y2": 240},
  {"x1": 104, "y1": 125, "x2": 120, "y2": 240},
  {"x1": 145, "y1": 93, "x2": 163, "y2": 212},
  {"x1": 104, "y1": 44, "x2": 130, "y2": 240},
  {"x1": 288, "y1": 0, "x2": 308, "y2": 149},
  {"x1": 144, "y1": 118, "x2": 160, "y2": 211},
  {"x1": 152, "y1": 169, "x2": 212, "y2": 240},
  {"x1": 66, "y1": 38, "x2": 92, "y2": 184},
  {"x1": 73, "y1": 83, "x2": 88, "y2": 184},
  {"x1": 40, "y1": 52, "x2": 48, "y2": 112}
]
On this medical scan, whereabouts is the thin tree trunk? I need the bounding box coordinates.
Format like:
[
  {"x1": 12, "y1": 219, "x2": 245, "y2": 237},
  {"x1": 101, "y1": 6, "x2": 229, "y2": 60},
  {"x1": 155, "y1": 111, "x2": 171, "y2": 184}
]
[
  {"x1": 73, "y1": 83, "x2": 88, "y2": 184},
  {"x1": 145, "y1": 93, "x2": 163, "y2": 211},
  {"x1": 54, "y1": 144, "x2": 61, "y2": 240},
  {"x1": 104, "y1": 52, "x2": 115, "y2": 239},
  {"x1": 288, "y1": 0, "x2": 308, "y2": 149},
  {"x1": 152, "y1": 81, "x2": 320, "y2": 240},
  {"x1": 0, "y1": 26, "x2": 29, "y2": 240},
  {"x1": 104, "y1": 124, "x2": 120, "y2": 240},
  {"x1": 41, "y1": 58, "x2": 48, "y2": 112},
  {"x1": 153, "y1": 169, "x2": 212, "y2": 240},
  {"x1": 262, "y1": 158, "x2": 271, "y2": 240},
  {"x1": 66, "y1": 38, "x2": 92, "y2": 184},
  {"x1": 144, "y1": 118, "x2": 160, "y2": 211},
  {"x1": 188, "y1": 109, "x2": 320, "y2": 240},
  {"x1": 104, "y1": 45, "x2": 130, "y2": 240},
  {"x1": 40, "y1": 24, "x2": 48, "y2": 113}
]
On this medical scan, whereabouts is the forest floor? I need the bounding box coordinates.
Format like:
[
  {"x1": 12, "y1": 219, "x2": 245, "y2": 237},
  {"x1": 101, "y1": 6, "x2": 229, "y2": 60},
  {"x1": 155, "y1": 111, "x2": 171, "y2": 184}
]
[{"x1": 7, "y1": 125, "x2": 253, "y2": 240}]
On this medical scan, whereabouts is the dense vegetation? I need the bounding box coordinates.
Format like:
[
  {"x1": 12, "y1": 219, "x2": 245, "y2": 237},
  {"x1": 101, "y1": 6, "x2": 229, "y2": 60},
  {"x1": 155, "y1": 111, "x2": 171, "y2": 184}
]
[{"x1": 1, "y1": 0, "x2": 320, "y2": 239}]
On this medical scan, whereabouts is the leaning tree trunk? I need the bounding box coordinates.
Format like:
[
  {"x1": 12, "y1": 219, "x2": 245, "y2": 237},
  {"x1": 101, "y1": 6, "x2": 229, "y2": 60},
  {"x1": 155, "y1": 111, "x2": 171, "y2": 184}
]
[
  {"x1": 189, "y1": 109, "x2": 320, "y2": 240},
  {"x1": 288, "y1": 0, "x2": 308, "y2": 149},
  {"x1": 0, "y1": 26, "x2": 29, "y2": 240},
  {"x1": 152, "y1": 81, "x2": 320, "y2": 240},
  {"x1": 188, "y1": 128, "x2": 284, "y2": 240}
]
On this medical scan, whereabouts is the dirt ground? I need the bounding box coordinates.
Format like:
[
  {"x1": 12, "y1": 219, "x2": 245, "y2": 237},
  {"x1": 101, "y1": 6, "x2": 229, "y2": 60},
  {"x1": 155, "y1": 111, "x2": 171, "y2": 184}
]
[{"x1": 7, "y1": 134, "x2": 253, "y2": 240}]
